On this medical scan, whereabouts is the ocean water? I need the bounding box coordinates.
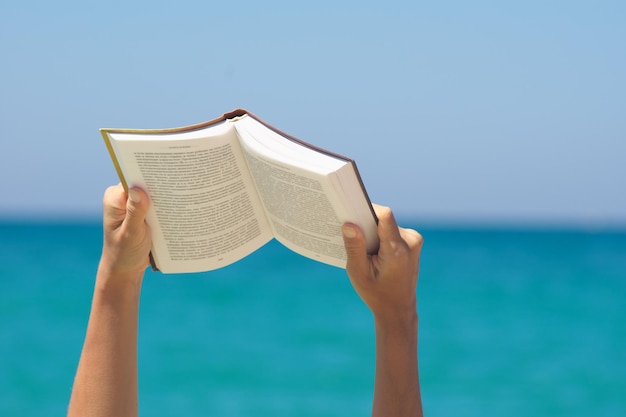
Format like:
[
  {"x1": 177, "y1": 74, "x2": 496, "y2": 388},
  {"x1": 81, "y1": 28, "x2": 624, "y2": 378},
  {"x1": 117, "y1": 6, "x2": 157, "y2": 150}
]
[{"x1": 0, "y1": 221, "x2": 624, "y2": 417}]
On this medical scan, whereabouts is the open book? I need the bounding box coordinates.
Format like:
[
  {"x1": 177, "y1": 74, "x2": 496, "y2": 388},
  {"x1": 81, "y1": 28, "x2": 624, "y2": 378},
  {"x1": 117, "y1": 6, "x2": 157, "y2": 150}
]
[{"x1": 101, "y1": 109, "x2": 378, "y2": 273}]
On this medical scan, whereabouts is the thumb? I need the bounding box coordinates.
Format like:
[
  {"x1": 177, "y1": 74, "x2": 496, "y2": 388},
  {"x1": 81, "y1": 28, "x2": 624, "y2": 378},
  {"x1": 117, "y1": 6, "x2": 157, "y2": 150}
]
[
  {"x1": 123, "y1": 187, "x2": 150, "y2": 234},
  {"x1": 342, "y1": 223, "x2": 370, "y2": 277}
]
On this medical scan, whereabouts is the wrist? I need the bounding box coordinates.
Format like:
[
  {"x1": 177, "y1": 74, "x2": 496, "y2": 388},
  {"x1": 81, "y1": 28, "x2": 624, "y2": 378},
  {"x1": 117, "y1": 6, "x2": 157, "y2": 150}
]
[
  {"x1": 373, "y1": 307, "x2": 418, "y2": 335},
  {"x1": 372, "y1": 295, "x2": 417, "y2": 325},
  {"x1": 95, "y1": 258, "x2": 145, "y2": 301}
]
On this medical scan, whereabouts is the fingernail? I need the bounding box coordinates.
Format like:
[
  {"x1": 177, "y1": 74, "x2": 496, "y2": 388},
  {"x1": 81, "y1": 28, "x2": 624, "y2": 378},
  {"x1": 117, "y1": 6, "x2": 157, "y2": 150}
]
[
  {"x1": 342, "y1": 224, "x2": 356, "y2": 238},
  {"x1": 128, "y1": 188, "x2": 141, "y2": 203}
]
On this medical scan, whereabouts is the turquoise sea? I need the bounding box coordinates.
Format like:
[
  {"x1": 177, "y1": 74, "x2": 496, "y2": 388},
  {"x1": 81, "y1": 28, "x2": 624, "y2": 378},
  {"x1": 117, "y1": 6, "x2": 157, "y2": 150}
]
[{"x1": 0, "y1": 221, "x2": 625, "y2": 417}]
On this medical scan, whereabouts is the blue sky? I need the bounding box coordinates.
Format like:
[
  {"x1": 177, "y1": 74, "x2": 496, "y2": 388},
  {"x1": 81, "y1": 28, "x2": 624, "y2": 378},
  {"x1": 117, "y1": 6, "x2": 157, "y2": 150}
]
[{"x1": 1, "y1": 0, "x2": 624, "y2": 226}]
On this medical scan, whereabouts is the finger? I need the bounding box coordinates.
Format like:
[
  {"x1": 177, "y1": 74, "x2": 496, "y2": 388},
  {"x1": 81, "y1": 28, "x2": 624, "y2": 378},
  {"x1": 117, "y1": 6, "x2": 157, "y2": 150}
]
[
  {"x1": 372, "y1": 205, "x2": 404, "y2": 248},
  {"x1": 399, "y1": 227, "x2": 424, "y2": 253},
  {"x1": 122, "y1": 186, "x2": 150, "y2": 236},
  {"x1": 102, "y1": 184, "x2": 127, "y2": 229},
  {"x1": 342, "y1": 223, "x2": 370, "y2": 278}
]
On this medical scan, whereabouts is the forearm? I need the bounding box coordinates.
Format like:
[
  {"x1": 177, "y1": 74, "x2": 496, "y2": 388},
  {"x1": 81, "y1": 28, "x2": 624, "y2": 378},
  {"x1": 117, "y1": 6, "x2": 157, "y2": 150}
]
[
  {"x1": 372, "y1": 312, "x2": 422, "y2": 417},
  {"x1": 67, "y1": 266, "x2": 143, "y2": 417}
]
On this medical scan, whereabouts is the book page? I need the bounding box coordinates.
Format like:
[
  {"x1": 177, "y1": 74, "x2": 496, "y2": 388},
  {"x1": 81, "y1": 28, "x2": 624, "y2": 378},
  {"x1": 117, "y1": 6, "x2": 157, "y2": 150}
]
[
  {"x1": 233, "y1": 116, "x2": 378, "y2": 268},
  {"x1": 243, "y1": 151, "x2": 348, "y2": 267},
  {"x1": 106, "y1": 122, "x2": 272, "y2": 273}
]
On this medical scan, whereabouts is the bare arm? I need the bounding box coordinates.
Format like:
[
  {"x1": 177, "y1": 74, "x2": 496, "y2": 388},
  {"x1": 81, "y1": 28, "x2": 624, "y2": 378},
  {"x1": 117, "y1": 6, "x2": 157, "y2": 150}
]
[
  {"x1": 68, "y1": 185, "x2": 152, "y2": 417},
  {"x1": 342, "y1": 205, "x2": 424, "y2": 417}
]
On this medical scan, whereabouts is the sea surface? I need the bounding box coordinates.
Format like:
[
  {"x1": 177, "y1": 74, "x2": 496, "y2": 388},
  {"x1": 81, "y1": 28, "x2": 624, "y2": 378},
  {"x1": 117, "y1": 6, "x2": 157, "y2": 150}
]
[{"x1": 0, "y1": 221, "x2": 624, "y2": 417}]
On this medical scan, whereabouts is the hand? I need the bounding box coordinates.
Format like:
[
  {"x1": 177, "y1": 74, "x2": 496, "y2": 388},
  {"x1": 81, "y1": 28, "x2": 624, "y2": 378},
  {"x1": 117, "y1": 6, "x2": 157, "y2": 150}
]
[
  {"x1": 99, "y1": 183, "x2": 152, "y2": 283},
  {"x1": 342, "y1": 204, "x2": 423, "y2": 323}
]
